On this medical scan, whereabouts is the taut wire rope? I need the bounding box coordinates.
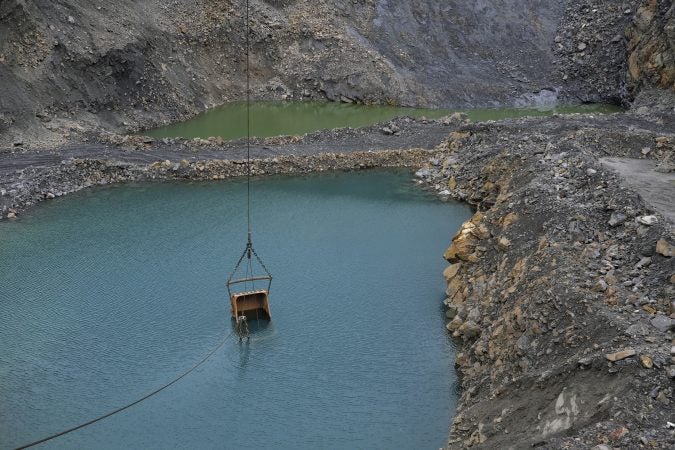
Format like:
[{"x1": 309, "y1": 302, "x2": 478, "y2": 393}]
[
  {"x1": 13, "y1": 330, "x2": 236, "y2": 449},
  {"x1": 246, "y1": 0, "x2": 252, "y2": 240}
]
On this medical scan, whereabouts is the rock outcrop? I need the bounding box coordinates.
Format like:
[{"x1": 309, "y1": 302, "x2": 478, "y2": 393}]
[{"x1": 627, "y1": 0, "x2": 675, "y2": 93}]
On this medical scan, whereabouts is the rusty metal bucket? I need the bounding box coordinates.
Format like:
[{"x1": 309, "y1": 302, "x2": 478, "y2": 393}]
[{"x1": 230, "y1": 289, "x2": 271, "y2": 321}]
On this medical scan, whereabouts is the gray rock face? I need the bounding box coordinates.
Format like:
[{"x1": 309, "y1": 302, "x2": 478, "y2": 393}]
[
  {"x1": 362, "y1": 0, "x2": 565, "y2": 107},
  {"x1": 553, "y1": 0, "x2": 642, "y2": 104}
]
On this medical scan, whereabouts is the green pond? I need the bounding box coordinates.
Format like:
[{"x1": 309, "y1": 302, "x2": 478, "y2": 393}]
[{"x1": 143, "y1": 101, "x2": 621, "y2": 140}]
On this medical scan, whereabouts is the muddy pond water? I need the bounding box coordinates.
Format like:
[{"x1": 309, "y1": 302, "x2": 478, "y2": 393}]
[
  {"x1": 0, "y1": 170, "x2": 472, "y2": 449},
  {"x1": 143, "y1": 101, "x2": 621, "y2": 139}
]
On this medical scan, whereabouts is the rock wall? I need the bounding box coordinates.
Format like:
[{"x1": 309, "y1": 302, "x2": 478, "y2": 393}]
[{"x1": 627, "y1": 0, "x2": 675, "y2": 93}]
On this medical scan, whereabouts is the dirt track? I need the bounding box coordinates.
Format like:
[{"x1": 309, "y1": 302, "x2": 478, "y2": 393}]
[{"x1": 601, "y1": 157, "x2": 675, "y2": 223}]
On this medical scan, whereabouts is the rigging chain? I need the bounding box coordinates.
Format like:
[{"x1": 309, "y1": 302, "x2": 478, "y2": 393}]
[{"x1": 226, "y1": 239, "x2": 272, "y2": 285}]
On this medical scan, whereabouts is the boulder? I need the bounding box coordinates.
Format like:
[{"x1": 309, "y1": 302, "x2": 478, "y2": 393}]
[
  {"x1": 637, "y1": 215, "x2": 658, "y2": 226},
  {"x1": 497, "y1": 237, "x2": 511, "y2": 251},
  {"x1": 606, "y1": 348, "x2": 636, "y2": 362},
  {"x1": 656, "y1": 239, "x2": 673, "y2": 257},
  {"x1": 650, "y1": 315, "x2": 674, "y2": 332},
  {"x1": 640, "y1": 354, "x2": 653, "y2": 369},
  {"x1": 443, "y1": 263, "x2": 461, "y2": 281},
  {"x1": 608, "y1": 212, "x2": 627, "y2": 227},
  {"x1": 446, "y1": 276, "x2": 464, "y2": 298},
  {"x1": 447, "y1": 316, "x2": 463, "y2": 332},
  {"x1": 459, "y1": 320, "x2": 481, "y2": 339},
  {"x1": 444, "y1": 213, "x2": 486, "y2": 263},
  {"x1": 446, "y1": 306, "x2": 459, "y2": 319}
]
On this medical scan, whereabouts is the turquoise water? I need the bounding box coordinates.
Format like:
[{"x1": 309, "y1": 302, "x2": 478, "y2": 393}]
[
  {"x1": 0, "y1": 170, "x2": 472, "y2": 449},
  {"x1": 143, "y1": 101, "x2": 621, "y2": 139}
]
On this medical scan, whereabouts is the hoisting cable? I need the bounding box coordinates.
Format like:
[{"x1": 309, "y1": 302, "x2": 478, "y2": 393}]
[
  {"x1": 246, "y1": 0, "x2": 252, "y2": 240},
  {"x1": 13, "y1": 330, "x2": 235, "y2": 450},
  {"x1": 225, "y1": 0, "x2": 273, "y2": 297}
]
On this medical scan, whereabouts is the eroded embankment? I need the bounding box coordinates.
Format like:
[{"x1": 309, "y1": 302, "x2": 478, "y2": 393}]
[{"x1": 414, "y1": 115, "x2": 674, "y2": 448}]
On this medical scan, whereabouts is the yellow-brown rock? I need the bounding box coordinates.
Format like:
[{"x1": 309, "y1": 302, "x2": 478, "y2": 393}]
[
  {"x1": 458, "y1": 320, "x2": 481, "y2": 339},
  {"x1": 499, "y1": 212, "x2": 519, "y2": 228},
  {"x1": 447, "y1": 316, "x2": 463, "y2": 332},
  {"x1": 640, "y1": 354, "x2": 654, "y2": 369},
  {"x1": 606, "y1": 348, "x2": 636, "y2": 362},
  {"x1": 655, "y1": 136, "x2": 670, "y2": 148},
  {"x1": 626, "y1": 0, "x2": 675, "y2": 91},
  {"x1": 443, "y1": 263, "x2": 461, "y2": 281},
  {"x1": 628, "y1": 50, "x2": 641, "y2": 81},
  {"x1": 497, "y1": 237, "x2": 511, "y2": 251},
  {"x1": 509, "y1": 258, "x2": 528, "y2": 283},
  {"x1": 656, "y1": 239, "x2": 673, "y2": 257},
  {"x1": 444, "y1": 213, "x2": 487, "y2": 263},
  {"x1": 447, "y1": 131, "x2": 471, "y2": 152},
  {"x1": 446, "y1": 276, "x2": 464, "y2": 298},
  {"x1": 448, "y1": 176, "x2": 457, "y2": 190},
  {"x1": 471, "y1": 223, "x2": 490, "y2": 240}
]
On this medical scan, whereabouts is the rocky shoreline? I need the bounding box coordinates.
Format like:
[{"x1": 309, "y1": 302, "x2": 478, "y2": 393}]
[
  {"x1": 0, "y1": 148, "x2": 433, "y2": 220},
  {"x1": 414, "y1": 112, "x2": 674, "y2": 448},
  {"x1": 0, "y1": 115, "x2": 467, "y2": 220}
]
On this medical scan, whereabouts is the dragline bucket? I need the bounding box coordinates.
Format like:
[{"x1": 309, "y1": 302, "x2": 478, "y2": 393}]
[{"x1": 226, "y1": 237, "x2": 272, "y2": 321}]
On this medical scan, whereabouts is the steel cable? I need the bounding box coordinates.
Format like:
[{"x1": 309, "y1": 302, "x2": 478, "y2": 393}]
[{"x1": 14, "y1": 330, "x2": 235, "y2": 449}]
